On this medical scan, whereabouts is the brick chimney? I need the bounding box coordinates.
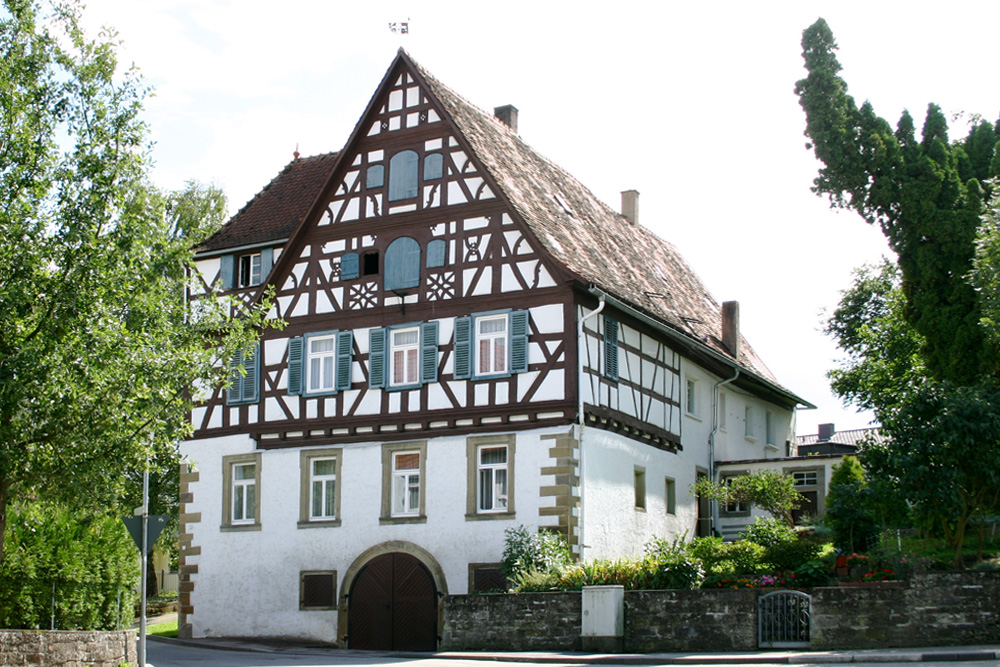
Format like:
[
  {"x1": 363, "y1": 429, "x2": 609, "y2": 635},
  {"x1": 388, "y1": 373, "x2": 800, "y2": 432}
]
[
  {"x1": 722, "y1": 301, "x2": 739, "y2": 358},
  {"x1": 621, "y1": 190, "x2": 639, "y2": 225},
  {"x1": 494, "y1": 105, "x2": 518, "y2": 132}
]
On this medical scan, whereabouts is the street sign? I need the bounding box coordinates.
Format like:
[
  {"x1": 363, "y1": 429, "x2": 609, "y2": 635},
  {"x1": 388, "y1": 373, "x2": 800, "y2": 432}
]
[{"x1": 122, "y1": 515, "x2": 169, "y2": 554}]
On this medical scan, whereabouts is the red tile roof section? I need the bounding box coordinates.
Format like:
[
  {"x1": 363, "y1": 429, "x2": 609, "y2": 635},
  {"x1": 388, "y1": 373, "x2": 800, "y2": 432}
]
[{"x1": 198, "y1": 152, "x2": 338, "y2": 253}]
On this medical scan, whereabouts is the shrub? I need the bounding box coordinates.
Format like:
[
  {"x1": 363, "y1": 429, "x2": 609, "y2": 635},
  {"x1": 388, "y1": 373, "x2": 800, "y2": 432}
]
[
  {"x1": 793, "y1": 559, "x2": 833, "y2": 587},
  {"x1": 741, "y1": 518, "x2": 797, "y2": 547},
  {"x1": 764, "y1": 539, "x2": 822, "y2": 572},
  {"x1": 501, "y1": 526, "x2": 572, "y2": 580},
  {"x1": 686, "y1": 536, "x2": 728, "y2": 572},
  {"x1": 722, "y1": 540, "x2": 768, "y2": 574},
  {"x1": 510, "y1": 569, "x2": 561, "y2": 592},
  {"x1": 0, "y1": 502, "x2": 139, "y2": 629}
]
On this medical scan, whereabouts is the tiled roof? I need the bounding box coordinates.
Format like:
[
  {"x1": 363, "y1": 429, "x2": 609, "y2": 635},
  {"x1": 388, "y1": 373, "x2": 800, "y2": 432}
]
[
  {"x1": 796, "y1": 427, "x2": 881, "y2": 447},
  {"x1": 409, "y1": 56, "x2": 778, "y2": 382},
  {"x1": 198, "y1": 152, "x2": 338, "y2": 253}
]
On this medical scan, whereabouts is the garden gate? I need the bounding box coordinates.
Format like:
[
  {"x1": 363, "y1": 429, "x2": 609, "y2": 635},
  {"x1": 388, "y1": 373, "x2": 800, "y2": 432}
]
[{"x1": 758, "y1": 590, "x2": 811, "y2": 648}]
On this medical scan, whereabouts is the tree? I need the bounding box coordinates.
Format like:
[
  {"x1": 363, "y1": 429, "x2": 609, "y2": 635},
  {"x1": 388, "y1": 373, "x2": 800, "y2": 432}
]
[
  {"x1": 0, "y1": 0, "x2": 270, "y2": 567},
  {"x1": 861, "y1": 382, "x2": 1000, "y2": 567},
  {"x1": 693, "y1": 470, "x2": 803, "y2": 527},
  {"x1": 796, "y1": 18, "x2": 1000, "y2": 383},
  {"x1": 798, "y1": 18, "x2": 1000, "y2": 568},
  {"x1": 824, "y1": 261, "x2": 925, "y2": 414},
  {"x1": 824, "y1": 456, "x2": 879, "y2": 553}
]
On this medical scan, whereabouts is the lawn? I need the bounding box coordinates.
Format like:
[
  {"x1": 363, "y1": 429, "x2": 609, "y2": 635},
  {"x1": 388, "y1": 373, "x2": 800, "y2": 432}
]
[{"x1": 146, "y1": 620, "x2": 178, "y2": 638}]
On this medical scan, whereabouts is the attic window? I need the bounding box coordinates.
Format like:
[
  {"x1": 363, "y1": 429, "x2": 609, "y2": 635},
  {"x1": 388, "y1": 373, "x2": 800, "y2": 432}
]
[
  {"x1": 239, "y1": 252, "x2": 262, "y2": 288},
  {"x1": 366, "y1": 165, "x2": 385, "y2": 188},
  {"x1": 424, "y1": 153, "x2": 443, "y2": 180},
  {"x1": 363, "y1": 251, "x2": 380, "y2": 276},
  {"x1": 388, "y1": 150, "x2": 419, "y2": 201}
]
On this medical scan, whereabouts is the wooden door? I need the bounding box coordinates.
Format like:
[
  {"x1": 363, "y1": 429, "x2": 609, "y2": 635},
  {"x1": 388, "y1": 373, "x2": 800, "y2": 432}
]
[{"x1": 349, "y1": 552, "x2": 437, "y2": 650}]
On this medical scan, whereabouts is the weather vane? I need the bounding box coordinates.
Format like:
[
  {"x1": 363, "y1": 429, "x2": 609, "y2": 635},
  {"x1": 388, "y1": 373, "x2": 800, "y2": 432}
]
[{"x1": 388, "y1": 18, "x2": 410, "y2": 34}]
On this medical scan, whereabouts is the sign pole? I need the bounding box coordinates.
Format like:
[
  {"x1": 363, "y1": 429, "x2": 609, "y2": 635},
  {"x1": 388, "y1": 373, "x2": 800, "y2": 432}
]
[{"x1": 139, "y1": 468, "x2": 148, "y2": 667}]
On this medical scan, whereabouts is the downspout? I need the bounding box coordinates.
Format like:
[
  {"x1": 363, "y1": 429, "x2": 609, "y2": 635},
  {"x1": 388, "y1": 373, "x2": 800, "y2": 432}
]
[
  {"x1": 709, "y1": 368, "x2": 739, "y2": 537},
  {"x1": 576, "y1": 294, "x2": 605, "y2": 560}
]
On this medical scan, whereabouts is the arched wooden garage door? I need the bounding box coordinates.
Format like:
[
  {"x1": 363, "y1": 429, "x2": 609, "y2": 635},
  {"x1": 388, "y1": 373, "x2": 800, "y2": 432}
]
[{"x1": 348, "y1": 552, "x2": 437, "y2": 650}]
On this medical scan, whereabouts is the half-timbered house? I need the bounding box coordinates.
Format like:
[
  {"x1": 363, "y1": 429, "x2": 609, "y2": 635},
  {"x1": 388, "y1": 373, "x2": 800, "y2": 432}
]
[{"x1": 177, "y1": 50, "x2": 812, "y2": 647}]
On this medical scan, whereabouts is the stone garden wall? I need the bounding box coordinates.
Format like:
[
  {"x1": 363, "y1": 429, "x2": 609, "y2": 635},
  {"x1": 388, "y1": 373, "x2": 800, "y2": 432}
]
[
  {"x1": 440, "y1": 571, "x2": 1000, "y2": 652},
  {"x1": 0, "y1": 629, "x2": 136, "y2": 667}
]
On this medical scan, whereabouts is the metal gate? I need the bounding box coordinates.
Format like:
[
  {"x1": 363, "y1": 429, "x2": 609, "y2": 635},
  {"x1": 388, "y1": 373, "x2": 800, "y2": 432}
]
[{"x1": 758, "y1": 590, "x2": 811, "y2": 648}]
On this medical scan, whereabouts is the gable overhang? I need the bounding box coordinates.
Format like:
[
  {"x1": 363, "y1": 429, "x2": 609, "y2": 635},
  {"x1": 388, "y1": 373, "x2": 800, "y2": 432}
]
[
  {"x1": 195, "y1": 238, "x2": 289, "y2": 260},
  {"x1": 588, "y1": 286, "x2": 815, "y2": 410}
]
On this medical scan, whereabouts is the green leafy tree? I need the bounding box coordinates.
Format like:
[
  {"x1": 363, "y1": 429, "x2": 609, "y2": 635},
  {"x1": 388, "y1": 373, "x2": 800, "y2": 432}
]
[
  {"x1": 0, "y1": 0, "x2": 272, "y2": 567},
  {"x1": 693, "y1": 470, "x2": 803, "y2": 527},
  {"x1": 825, "y1": 456, "x2": 880, "y2": 553},
  {"x1": 824, "y1": 261, "x2": 925, "y2": 414},
  {"x1": 796, "y1": 18, "x2": 1000, "y2": 383},
  {"x1": 860, "y1": 382, "x2": 1000, "y2": 567}
]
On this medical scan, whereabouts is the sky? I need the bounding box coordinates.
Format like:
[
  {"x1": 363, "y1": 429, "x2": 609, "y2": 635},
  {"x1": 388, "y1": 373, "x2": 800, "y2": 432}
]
[{"x1": 71, "y1": 0, "x2": 1000, "y2": 436}]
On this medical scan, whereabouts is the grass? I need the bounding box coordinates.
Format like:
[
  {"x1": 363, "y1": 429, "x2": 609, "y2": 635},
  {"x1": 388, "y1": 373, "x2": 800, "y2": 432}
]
[{"x1": 146, "y1": 620, "x2": 178, "y2": 638}]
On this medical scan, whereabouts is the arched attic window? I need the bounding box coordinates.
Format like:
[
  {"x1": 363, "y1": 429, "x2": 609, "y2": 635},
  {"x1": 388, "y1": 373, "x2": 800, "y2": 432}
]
[
  {"x1": 388, "y1": 150, "x2": 419, "y2": 201},
  {"x1": 384, "y1": 236, "x2": 421, "y2": 291}
]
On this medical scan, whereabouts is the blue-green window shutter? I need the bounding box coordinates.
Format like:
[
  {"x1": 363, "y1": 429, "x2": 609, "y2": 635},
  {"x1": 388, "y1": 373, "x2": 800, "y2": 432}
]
[
  {"x1": 366, "y1": 164, "x2": 384, "y2": 188},
  {"x1": 336, "y1": 331, "x2": 354, "y2": 391},
  {"x1": 420, "y1": 322, "x2": 439, "y2": 384},
  {"x1": 509, "y1": 310, "x2": 530, "y2": 374},
  {"x1": 260, "y1": 247, "x2": 273, "y2": 282},
  {"x1": 384, "y1": 237, "x2": 421, "y2": 291},
  {"x1": 243, "y1": 345, "x2": 259, "y2": 402},
  {"x1": 388, "y1": 150, "x2": 419, "y2": 201},
  {"x1": 369, "y1": 328, "x2": 387, "y2": 388},
  {"x1": 287, "y1": 337, "x2": 304, "y2": 395},
  {"x1": 341, "y1": 253, "x2": 359, "y2": 280},
  {"x1": 220, "y1": 254, "x2": 235, "y2": 290},
  {"x1": 424, "y1": 153, "x2": 443, "y2": 180},
  {"x1": 603, "y1": 315, "x2": 619, "y2": 381},
  {"x1": 228, "y1": 345, "x2": 259, "y2": 404},
  {"x1": 453, "y1": 317, "x2": 472, "y2": 379},
  {"x1": 426, "y1": 239, "x2": 447, "y2": 268}
]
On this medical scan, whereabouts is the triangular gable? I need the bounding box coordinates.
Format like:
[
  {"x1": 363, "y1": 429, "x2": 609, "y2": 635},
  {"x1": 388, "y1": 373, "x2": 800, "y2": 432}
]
[{"x1": 263, "y1": 50, "x2": 572, "y2": 304}]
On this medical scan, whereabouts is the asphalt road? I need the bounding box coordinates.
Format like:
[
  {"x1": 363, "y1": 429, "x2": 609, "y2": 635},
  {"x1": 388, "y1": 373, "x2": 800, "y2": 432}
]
[{"x1": 145, "y1": 641, "x2": 996, "y2": 667}]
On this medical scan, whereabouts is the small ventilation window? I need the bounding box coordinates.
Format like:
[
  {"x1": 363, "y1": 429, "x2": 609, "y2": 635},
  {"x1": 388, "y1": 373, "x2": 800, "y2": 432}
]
[
  {"x1": 363, "y1": 252, "x2": 380, "y2": 276},
  {"x1": 300, "y1": 571, "x2": 336, "y2": 610}
]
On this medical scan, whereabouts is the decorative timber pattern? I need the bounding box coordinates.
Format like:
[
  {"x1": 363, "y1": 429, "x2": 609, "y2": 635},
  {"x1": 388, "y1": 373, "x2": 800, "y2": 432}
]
[{"x1": 579, "y1": 308, "x2": 682, "y2": 451}]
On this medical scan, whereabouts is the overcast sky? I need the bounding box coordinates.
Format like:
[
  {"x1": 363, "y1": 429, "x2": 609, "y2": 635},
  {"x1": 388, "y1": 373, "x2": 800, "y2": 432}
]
[{"x1": 73, "y1": 1, "x2": 1000, "y2": 436}]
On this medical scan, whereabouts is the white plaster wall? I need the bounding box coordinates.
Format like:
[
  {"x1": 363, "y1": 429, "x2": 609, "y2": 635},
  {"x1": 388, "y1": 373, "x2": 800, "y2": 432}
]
[
  {"x1": 180, "y1": 425, "x2": 566, "y2": 641},
  {"x1": 579, "y1": 427, "x2": 703, "y2": 560}
]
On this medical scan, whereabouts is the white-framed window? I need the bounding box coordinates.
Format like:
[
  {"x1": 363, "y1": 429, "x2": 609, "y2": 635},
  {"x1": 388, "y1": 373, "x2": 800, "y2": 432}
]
[
  {"x1": 721, "y1": 475, "x2": 749, "y2": 516},
  {"x1": 745, "y1": 406, "x2": 755, "y2": 438},
  {"x1": 454, "y1": 311, "x2": 529, "y2": 380},
  {"x1": 307, "y1": 334, "x2": 337, "y2": 394},
  {"x1": 475, "y1": 314, "x2": 508, "y2": 376},
  {"x1": 793, "y1": 470, "x2": 819, "y2": 487},
  {"x1": 477, "y1": 445, "x2": 509, "y2": 512},
  {"x1": 390, "y1": 326, "x2": 421, "y2": 387},
  {"x1": 309, "y1": 457, "x2": 338, "y2": 520},
  {"x1": 766, "y1": 411, "x2": 776, "y2": 446},
  {"x1": 232, "y1": 462, "x2": 257, "y2": 524},
  {"x1": 391, "y1": 451, "x2": 421, "y2": 517},
  {"x1": 685, "y1": 378, "x2": 699, "y2": 417},
  {"x1": 238, "y1": 252, "x2": 262, "y2": 288}
]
